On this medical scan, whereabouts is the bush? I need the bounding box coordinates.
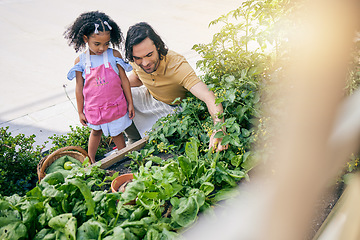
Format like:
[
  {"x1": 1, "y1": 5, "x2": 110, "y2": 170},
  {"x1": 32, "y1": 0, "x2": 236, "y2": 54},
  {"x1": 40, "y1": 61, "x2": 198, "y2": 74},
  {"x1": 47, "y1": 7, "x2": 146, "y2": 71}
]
[{"x1": 0, "y1": 126, "x2": 44, "y2": 196}]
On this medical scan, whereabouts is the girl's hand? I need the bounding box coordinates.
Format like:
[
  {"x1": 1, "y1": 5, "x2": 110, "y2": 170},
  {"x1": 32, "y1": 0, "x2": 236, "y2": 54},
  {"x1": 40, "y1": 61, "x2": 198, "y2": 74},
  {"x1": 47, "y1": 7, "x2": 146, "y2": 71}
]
[
  {"x1": 79, "y1": 112, "x2": 88, "y2": 126},
  {"x1": 128, "y1": 104, "x2": 135, "y2": 120}
]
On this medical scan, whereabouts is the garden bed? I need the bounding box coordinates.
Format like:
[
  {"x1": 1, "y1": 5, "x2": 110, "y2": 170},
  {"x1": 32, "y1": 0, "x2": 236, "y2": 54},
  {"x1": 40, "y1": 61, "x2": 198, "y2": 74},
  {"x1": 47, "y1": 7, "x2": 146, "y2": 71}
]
[{"x1": 103, "y1": 138, "x2": 346, "y2": 240}]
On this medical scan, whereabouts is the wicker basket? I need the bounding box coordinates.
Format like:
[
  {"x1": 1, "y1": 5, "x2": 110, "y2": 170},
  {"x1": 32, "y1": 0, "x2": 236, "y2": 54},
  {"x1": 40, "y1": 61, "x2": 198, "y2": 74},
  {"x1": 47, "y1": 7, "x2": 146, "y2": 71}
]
[{"x1": 37, "y1": 146, "x2": 89, "y2": 182}]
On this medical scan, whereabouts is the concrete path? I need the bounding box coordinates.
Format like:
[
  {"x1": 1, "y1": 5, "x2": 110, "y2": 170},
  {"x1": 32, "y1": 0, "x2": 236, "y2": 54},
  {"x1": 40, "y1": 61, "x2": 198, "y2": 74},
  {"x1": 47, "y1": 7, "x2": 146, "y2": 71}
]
[{"x1": 0, "y1": 0, "x2": 241, "y2": 149}]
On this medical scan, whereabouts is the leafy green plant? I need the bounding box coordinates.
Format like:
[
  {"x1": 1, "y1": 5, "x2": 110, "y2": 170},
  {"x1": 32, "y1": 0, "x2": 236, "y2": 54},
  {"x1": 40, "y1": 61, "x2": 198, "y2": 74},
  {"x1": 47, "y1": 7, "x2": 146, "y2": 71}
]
[
  {"x1": 0, "y1": 161, "x2": 120, "y2": 239},
  {"x1": 126, "y1": 147, "x2": 156, "y2": 171},
  {"x1": 4, "y1": 2, "x2": 337, "y2": 239},
  {"x1": 119, "y1": 137, "x2": 245, "y2": 236},
  {"x1": 0, "y1": 126, "x2": 45, "y2": 196},
  {"x1": 48, "y1": 125, "x2": 112, "y2": 160}
]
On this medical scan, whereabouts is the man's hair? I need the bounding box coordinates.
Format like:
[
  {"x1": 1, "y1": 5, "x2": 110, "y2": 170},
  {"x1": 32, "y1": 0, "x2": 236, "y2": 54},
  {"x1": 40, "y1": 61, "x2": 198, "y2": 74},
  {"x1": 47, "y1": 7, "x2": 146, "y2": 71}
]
[{"x1": 125, "y1": 22, "x2": 168, "y2": 61}]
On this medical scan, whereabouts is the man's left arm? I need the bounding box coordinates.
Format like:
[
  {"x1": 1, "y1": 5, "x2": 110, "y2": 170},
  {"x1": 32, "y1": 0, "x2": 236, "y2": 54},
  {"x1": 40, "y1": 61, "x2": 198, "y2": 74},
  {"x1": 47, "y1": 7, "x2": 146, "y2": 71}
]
[{"x1": 189, "y1": 82, "x2": 228, "y2": 152}]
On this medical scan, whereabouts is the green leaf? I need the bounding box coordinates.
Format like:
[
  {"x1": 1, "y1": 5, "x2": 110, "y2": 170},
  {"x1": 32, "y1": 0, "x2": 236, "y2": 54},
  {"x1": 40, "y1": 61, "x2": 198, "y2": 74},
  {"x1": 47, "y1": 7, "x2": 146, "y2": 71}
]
[
  {"x1": 200, "y1": 182, "x2": 215, "y2": 196},
  {"x1": 64, "y1": 217, "x2": 77, "y2": 240},
  {"x1": 225, "y1": 88, "x2": 236, "y2": 103},
  {"x1": 185, "y1": 138, "x2": 199, "y2": 163},
  {"x1": 241, "y1": 152, "x2": 259, "y2": 172},
  {"x1": 178, "y1": 156, "x2": 191, "y2": 179},
  {"x1": 0, "y1": 222, "x2": 27, "y2": 240},
  {"x1": 123, "y1": 227, "x2": 139, "y2": 240},
  {"x1": 33, "y1": 228, "x2": 54, "y2": 240},
  {"x1": 0, "y1": 200, "x2": 10, "y2": 211},
  {"x1": 145, "y1": 160, "x2": 152, "y2": 169},
  {"x1": 215, "y1": 97, "x2": 224, "y2": 105},
  {"x1": 103, "y1": 226, "x2": 126, "y2": 240},
  {"x1": 231, "y1": 155, "x2": 242, "y2": 168},
  {"x1": 241, "y1": 128, "x2": 251, "y2": 137},
  {"x1": 242, "y1": 151, "x2": 251, "y2": 163},
  {"x1": 145, "y1": 228, "x2": 160, "y2": 240},
  {"x1": 76, "y1": 219, "x2": 106, "y2": 240},
  {"x1": 161, "y1": 228, "x2": 179, "y2": 240},
  {"x1": 0, "y1": 216, "x2": 19, "y2": 228},
  {"x1": 231, "y1": 135, "x2": 241, "y2": 147},
  {"x1": 149, "y1": 156, "x2": 163, "y2": 164},
  {"x1": 214, "y1": 131, "x2": 225, "y2": 139},
  {"x1": 67, "y1": 179, "x2": 95, "y2": 216},
  {"x1": 227, "y1": 169, "x2": 246, "y2": 179},
  {"x1": 22, "y1": 203, "x2": 37, "y2": 229},
  {"x1": 220, "y1": 135, "x2": 231, "y2": 146},
  {"x1": 41, "y1": 187, "x2": 64, "y2": 200},
  {"x1": 40, "y1": 171, "x2": 65, "y2": 185},
  {"x1": 122, "y1": 180, "x2": 145, "y2": 203},
  {"x1": 189, "y1": 189, "x2": 205, "y2": 207},
  {"x1": 130, "y1": 206, "x2": 147, "y2": 221},
  {"x1": 213, "y1": 187, "x2": 240, "y2": 202},
  {"x1": 198, "y1": 169, "x2": 215, "y2": 184},
  {"x1": 171, "y1": 196, "x2": 199, "y2": 228},
  {"x1": 48, "y1": 213, "x2": 73, "y2": 232},
  {"x1": 170, "y1": 197, "x2": 180, "y2": 209}
]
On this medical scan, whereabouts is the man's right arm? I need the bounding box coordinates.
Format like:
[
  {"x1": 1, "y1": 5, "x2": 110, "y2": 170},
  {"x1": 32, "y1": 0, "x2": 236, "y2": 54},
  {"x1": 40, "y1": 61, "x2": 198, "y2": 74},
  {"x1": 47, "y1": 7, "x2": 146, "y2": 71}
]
[{"x1": 128, "y1": 72, "x2": 143, "y2": 87}]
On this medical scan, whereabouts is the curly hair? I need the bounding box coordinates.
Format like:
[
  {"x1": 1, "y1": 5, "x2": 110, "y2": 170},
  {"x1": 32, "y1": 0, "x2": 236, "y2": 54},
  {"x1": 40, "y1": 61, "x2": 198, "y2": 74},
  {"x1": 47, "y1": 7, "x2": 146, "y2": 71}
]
[
  {"x1": 125, "y1": 22, "x2": 168, "y2": 61},
  {"x1": 64, "y1": 11, "x2": 123, "y2": 53}
]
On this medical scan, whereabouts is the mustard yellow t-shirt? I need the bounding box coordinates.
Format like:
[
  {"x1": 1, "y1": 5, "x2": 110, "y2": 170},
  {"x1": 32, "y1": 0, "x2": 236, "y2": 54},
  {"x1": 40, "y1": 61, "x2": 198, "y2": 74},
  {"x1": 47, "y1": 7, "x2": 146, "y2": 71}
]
[{"x1": 130, "y1": 50, "x2": 201, "y2": 105}]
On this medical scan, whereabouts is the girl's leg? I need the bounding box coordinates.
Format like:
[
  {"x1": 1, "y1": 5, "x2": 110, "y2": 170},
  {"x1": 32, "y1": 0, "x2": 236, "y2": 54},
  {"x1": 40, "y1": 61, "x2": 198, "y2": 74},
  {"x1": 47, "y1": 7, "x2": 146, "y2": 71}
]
[
  {"x1": 112, "y1": 132, "x2": 126, "y2": 151},
  {"x1": 88, "y1": 129, "x2": 102, "y2": 163}
]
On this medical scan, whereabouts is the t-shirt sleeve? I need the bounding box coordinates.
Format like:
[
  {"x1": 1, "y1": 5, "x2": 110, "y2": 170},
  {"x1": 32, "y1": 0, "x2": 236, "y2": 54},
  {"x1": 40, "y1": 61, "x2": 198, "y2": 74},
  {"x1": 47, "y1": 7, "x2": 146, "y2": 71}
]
[
  {"x1": 67, "y1": 62, "x2": 84, "y2": 80},
  {"x1": 115, "y1": 57, "x2": 133, "y2": 72},
  {"x1": 172, "y1": 58, "x2": 201, "y2": 90}
]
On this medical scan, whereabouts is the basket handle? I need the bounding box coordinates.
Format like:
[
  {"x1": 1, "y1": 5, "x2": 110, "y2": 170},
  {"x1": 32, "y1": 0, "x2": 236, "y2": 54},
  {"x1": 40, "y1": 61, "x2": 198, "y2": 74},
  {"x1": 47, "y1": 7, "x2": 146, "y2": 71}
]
[{"x1": 40, "y1": 146, "x2": 89, "y2": 176}]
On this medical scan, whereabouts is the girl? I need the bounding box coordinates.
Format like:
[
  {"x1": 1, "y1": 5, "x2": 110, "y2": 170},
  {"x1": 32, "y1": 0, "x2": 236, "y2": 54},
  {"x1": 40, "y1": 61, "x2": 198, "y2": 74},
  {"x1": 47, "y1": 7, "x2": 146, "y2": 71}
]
[{"x1": 64, "y1": 11, "x2": 134, "y2": 163}]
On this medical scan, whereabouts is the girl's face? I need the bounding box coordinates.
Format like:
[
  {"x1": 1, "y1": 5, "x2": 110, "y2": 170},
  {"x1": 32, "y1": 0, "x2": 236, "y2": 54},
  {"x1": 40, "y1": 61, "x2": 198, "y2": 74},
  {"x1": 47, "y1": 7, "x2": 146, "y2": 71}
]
[{"x1": 83, "y1": 31, "x2": 111, "y2": 55}]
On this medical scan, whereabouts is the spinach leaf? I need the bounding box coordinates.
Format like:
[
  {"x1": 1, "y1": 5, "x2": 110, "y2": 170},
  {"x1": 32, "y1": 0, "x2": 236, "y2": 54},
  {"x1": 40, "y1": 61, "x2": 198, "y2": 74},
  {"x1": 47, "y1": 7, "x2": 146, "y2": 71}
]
[
  {"x1": 67, "y1": 178, "x2": 95, "y2": 216},
  {"x1": 48, "y1": 213, "x2": 73, "y2": 231},
  {"x1": 103, "y1": 226, "x2": 126, "y2": 240},
  {"x1": 77, "y1": 219, "x2": 106, "y2": 239},
  {"x1": 0, "y1": 221, "x2": 27, "y2": 240},
  {"x1": 171, "y1": 196, "x2": 199, "y2": 228}
]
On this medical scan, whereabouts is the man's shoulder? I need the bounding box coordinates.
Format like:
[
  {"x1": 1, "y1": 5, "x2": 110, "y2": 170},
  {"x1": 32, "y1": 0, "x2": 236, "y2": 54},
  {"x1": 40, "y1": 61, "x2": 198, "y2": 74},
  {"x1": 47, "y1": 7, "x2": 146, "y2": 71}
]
[
  {"x1": 165, "y1": 50, "x2": 188, "y2": 68},
  {"x1": 166, "y1": 50, "x2": 186, "y2": 61}
]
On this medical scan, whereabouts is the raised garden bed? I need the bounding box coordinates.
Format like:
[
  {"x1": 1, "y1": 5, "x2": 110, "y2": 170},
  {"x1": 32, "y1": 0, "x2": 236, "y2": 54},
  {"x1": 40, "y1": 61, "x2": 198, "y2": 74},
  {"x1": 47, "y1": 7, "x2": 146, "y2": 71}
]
[{"x1": 100, "y1": 137, "x2": 347, "y2": 240}]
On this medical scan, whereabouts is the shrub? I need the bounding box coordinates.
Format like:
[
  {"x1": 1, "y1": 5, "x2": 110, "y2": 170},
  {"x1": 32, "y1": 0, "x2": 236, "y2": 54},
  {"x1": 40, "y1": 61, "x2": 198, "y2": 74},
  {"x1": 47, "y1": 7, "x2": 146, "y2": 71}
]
[{"x1": 0, "y1": 126, "x2": 44, "y2": 196}]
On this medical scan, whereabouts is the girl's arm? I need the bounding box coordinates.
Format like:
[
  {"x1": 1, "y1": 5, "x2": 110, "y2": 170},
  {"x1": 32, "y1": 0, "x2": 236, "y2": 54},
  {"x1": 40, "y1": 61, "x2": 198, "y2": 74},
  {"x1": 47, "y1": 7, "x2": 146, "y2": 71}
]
[
  {"x1": 114, "y1": 50, "x2": 135, "y2": 119},
  {"x1": 74, "y1": 57, "x2": 87, "y2": 126},
  {"x1": 128, "y1": 72, "x2": 143, "y2": 87}
]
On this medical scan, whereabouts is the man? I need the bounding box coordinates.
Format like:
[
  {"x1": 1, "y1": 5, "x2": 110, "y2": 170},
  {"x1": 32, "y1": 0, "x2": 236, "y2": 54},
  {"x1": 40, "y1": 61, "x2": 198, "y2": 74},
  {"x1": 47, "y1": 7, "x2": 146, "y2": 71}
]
[{"x1": 124, "y1": 22, "x2": 227, "y2": 152}]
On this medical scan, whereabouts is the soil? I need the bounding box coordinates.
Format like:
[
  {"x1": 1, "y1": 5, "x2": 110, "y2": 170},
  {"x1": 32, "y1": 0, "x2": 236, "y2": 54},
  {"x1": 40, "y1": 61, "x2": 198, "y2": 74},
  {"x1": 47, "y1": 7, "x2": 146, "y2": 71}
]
[{"x1": 106, "y1": 157, "x2": 133, "y2": 175}]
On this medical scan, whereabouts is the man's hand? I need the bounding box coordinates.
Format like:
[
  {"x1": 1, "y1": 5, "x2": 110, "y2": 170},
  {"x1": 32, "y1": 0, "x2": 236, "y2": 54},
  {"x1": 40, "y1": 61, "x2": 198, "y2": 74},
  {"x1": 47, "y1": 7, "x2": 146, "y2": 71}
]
[{"x1": 209, "y1": 130, "x2": 228, "y2": 152}]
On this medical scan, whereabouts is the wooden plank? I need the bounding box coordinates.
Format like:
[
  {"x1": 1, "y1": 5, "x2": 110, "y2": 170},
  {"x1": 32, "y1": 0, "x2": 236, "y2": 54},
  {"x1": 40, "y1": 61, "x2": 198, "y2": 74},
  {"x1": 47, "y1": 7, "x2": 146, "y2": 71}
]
[
  {"x1": 99, "y1": 137, "x2": 148, "y2": 169},
  {"x1": 312, "y1": 173, "x2": 360, "y2": 240}
]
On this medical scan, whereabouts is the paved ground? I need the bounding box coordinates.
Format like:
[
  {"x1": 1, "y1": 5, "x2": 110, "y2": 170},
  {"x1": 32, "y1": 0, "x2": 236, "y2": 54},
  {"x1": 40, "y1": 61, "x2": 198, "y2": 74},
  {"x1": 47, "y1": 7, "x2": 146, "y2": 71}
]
[{"x1": 0, "y1": 0, "x2": 241, "y2": 149}]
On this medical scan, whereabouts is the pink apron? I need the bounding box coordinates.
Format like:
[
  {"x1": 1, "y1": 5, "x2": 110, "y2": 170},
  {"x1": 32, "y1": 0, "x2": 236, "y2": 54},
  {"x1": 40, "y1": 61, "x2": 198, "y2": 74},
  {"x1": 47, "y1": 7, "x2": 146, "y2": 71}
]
[{"x1": 83, "y1": 50, "x2": 127, "y2": 125}]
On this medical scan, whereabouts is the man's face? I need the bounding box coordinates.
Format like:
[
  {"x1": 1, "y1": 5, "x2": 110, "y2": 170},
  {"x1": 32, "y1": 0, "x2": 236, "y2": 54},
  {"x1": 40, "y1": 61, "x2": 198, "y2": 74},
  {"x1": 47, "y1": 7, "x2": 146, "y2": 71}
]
[{"x1": 132, "y1": 37, "x2": 160, "y2": 74}]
